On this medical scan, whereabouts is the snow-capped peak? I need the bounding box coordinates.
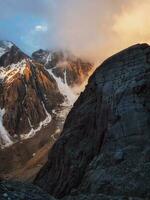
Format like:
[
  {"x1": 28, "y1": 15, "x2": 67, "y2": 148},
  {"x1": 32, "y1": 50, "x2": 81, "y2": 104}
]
[
  {"x1": 1, "y1": 40, "x2": 14, "y2": 48},
  {"x1": 0, "y1": 40, "x2": 14, "y2": 57}
]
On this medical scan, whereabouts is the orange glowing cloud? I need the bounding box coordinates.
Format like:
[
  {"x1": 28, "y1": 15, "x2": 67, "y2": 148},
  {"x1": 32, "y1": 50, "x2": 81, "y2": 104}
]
[
  {"x1": 49, "y1": 0, "x2": 150, "y2": 65},
  {"x1": 112, "y1": 1, "x2": 150, "y2": 51}
]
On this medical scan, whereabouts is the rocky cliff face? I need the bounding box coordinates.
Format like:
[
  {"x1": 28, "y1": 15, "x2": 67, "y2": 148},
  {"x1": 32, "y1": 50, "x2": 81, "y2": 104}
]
[
  {"x1": 35, "y1": 44, "x2": 150, "y2": 199},
  {"x1": 32, "y1": 49, "x2": 93, "y2": 87},
  {"x1": 0, "y1": 181, "x2": 145, "y2": 200}
]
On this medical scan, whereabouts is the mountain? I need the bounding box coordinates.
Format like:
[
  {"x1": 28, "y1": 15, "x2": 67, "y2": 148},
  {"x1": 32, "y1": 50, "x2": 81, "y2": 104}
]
[
  {"x1": 32, "y1": 49, "x2": 93, "y2": 87},
  {"x1": 0, "y1": 42, "x2": 64, "y2": 148},
  {"x1": 34, "y1": 44, "x2": 150, "y2": 199},
  {"x1": 0, "y1": 59, "x2": 64, "y2": 143},
  {"x1": 0, "y1": 40, "x2": 93, "y2": 180},
  {"x1": 0, "y1": 42, "x2": 93, "y2": 148},
  {"x1": 0, "y1": 41, "x2": 29, "y2": 67},
  {"x1": 0, "y1": 41, "x2": 66, "y2": 177}
]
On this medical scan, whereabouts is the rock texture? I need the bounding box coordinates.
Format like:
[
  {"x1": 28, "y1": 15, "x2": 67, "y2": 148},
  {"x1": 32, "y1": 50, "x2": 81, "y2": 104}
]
[
  {"x1": 32, "y1": 49, "x2": 93, "y2": 87},
  {"x1": 0, "y1": 60, "x2": 63, "y2": 141},
  {"x1": 0, "y1": 181, "x2": 145, "y2": 200},
  {"x1": 35, "y1": 44, "x2": 150, "y2": 199},
  {"x1": 0, "y1": 41, "x2": 66, "y2": 149},
  {"x1": 0, "y1": 181, "x2": 54, "y2": 200}
]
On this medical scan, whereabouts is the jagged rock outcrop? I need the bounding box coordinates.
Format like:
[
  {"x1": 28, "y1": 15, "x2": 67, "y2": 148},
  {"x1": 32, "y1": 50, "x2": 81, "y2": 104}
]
[
  {"x1": 35, "y1": 44, "x2": 150, "y2": 199},
  {"x1": 32, "y1": 49, "x2": 93, "y2": 87},
  {"x1": 0, "y1": 41, "x2": 29, "y2": 67}
]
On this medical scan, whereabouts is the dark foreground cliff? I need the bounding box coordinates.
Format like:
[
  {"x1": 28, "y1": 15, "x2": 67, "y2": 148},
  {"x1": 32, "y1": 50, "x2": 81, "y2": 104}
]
[
  {"x1": 1, "y1": 44, "x2": 150, "y2": 200},
  {"x1": 35, "y1": 44, "x2": 150, "y2": 199}
]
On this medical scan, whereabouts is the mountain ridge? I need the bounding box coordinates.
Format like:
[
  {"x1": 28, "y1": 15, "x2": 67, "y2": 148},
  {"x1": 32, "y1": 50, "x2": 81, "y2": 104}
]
[
  {"x1": 32, "y1": 49, "x2": 93, "y2": 87},
  {"x1": 0, "y1": 40, "x2": 94, "y2": 181},
  {"x1": 0, "y1": 40, "x2": 93, "y2": 148}
]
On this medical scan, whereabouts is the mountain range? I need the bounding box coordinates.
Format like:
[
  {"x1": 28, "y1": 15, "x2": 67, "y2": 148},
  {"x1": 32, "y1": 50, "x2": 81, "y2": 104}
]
[{"x1": 0, "y1": 40, "x2": 93, "y2": 178}]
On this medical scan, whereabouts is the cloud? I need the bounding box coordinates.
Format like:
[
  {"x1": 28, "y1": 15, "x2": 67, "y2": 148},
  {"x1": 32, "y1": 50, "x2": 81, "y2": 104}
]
[
  {"x1": 43, "y1": 0, "x2": 150, "y2": 63},
  {"x1": 35, "y1": 25, "x2": 48, "y2": 32},
  {"x1": 19, "y1": 0, "x2": 124, "y2": 61},
  {"x1": 0, "y1": 0, "x2": 150, "y2": 63},
  {"x1": 113, "y1": 1, "x2": 150, "y2": 45}
]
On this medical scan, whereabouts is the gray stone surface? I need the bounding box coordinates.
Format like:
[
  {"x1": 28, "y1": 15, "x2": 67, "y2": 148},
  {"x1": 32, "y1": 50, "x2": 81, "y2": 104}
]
[
  {"x1": 0, "y1": 181, "x2": 145, "y2": 200},
  {"x1": 0, "y1": 181, "x2": 55, "y2": 200},
  {"x1": 35, "y1": 44, "x2": 150, "y2": 199}
]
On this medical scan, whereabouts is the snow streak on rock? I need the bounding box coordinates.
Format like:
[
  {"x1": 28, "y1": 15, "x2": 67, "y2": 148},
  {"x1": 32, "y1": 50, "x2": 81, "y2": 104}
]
[
  {"x1": 0, "y1": 108, "x2": 13, "y2": 149},
  {"x1": 47, "y1": 68, "x2": 77, "y2": 106},
  {"x1": 45, "y1": 53, "x2": 52, "y2": 64},
  {"x1": 0, "y1": 59, "x2": 27, "y2": 83},
  {"x1": 21, "y1": 102, "x2": 52, "y2": 140}
]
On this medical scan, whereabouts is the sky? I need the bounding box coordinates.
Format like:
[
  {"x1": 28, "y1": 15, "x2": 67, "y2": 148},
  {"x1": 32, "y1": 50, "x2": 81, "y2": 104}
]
[{"x1": 0, "y1": 0, "x2": 150, "y2": 63}]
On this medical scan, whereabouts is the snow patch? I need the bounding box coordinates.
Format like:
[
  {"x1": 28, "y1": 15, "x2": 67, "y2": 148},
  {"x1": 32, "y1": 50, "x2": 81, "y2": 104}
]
[
  {"x1": 0, "y1": 59, "x2": 27, "y2": 83},
  {"x1": 46, "y1": 53, "x2": 52, "y2": 64},
  {"x1": 0, "y1": 41, "x2": 13, "y2": 57},
  {"x1": 46, "y1": 68, "x2": 77, "y2": 106},
  {"x1": 21, "y1": 102, "x2": 52, "y2": 140},
  {"x1": 0, "y1": 108, "x2": 13, "y2": 148},
  {"x1": 2, "y1": 41, "x2": 13, "y2": 48},
  {"x1": 0, "y1": 47, "x2": 7, "y2": 57}
]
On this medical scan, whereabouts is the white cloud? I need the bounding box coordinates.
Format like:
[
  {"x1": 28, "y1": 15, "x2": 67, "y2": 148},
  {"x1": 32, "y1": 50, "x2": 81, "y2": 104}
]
[{"x1": 35, "y1": 25, "x2": 48, "y2": 32}]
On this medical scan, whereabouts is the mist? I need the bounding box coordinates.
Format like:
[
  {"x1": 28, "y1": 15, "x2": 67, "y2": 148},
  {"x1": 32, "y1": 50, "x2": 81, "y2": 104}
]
[
  {"x1": 47, "y1": 0, "x2": 150, "y2": 63},
  {"x1": 1, "y1": 0, "x2": 150, "y2": 64}
]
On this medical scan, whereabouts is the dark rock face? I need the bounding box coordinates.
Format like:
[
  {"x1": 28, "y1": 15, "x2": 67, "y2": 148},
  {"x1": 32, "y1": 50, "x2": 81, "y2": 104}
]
[
  {"x1": 0, "y1": 181, "x2": 55, "y2": 200},
  {"x1": 0, "y1": 41, "x2": 29, "y2": 67},
  {"x1": 32, "y1": 50, "x2": 93, "y2": 87},
  {"x1": 0, "y1": 181, "x2": 145, "y2": 200},
  {"x1": 32, "y1": 49, "x2": 49, "y2": 65},
  {"x1": 35, "y1": 44, "x2": 150, "y2": 199}
]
